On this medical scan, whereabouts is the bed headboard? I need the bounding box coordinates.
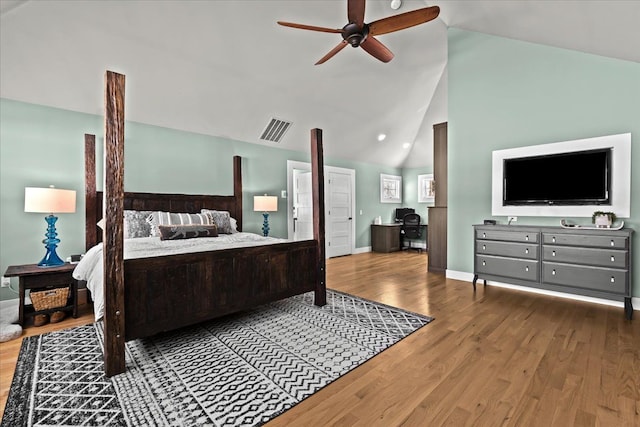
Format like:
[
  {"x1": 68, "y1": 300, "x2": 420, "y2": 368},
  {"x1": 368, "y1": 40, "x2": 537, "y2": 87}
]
[{"x1": 84, "y1": 134, "x2": 243, "y2": 250}]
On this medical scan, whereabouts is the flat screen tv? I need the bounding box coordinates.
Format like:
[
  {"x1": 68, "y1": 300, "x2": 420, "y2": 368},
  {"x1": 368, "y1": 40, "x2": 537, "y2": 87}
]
[
  {"x1": 395, "y1": 207, "x2": 415, "y2": 222},
  {"x1": 503, "y1": 148, "x2": 611, "y2": 206}
]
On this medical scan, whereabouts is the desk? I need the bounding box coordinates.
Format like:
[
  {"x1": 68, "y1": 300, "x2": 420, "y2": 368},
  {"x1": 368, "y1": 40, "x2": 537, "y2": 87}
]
[
  {"x1": 371, "y1": 223, "x2": 428, "y2": 253},
  {"x1": 371, "y1": 224, "x2": 402, "y2": 252}
]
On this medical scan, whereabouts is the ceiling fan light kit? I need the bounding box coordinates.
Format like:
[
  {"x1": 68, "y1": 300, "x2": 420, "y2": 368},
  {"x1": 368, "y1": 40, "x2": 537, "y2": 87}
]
[{"x1": 278, "y1": 0, "x2": 440, "y2": 65}]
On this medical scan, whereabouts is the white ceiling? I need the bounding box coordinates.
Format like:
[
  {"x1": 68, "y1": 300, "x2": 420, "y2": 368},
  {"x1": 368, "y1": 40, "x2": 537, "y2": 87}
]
[{"x1": 1, "y1": 0, "x2": 639, "y2": 168}]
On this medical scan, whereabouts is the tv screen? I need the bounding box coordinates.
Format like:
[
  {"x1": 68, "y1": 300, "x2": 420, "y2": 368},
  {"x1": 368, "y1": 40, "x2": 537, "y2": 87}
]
[
  {"x1": 503, "y1": 148, "x2": 611, "y2": 206},
  {"x1": 395, "y1": 208, "x2": 415, "y2": 222}
]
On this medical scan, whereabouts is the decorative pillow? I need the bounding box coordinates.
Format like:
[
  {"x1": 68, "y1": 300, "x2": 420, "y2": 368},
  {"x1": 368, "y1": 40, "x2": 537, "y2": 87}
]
[
  {"x1": 147, "y1": 211, "x2": 213, "y2": 236},
  {"x1": 158, "y1": 224, "x2": 218, "y2": 240},
  {"x1": 201, "y1": 209, "x2": 233, "y2": 234},
  {"x1": 123, "y1": 210, "x2": 153, "y2": 238},
  {"x1": 230, "y1": 217, "x2": 239, "y2": 233}
]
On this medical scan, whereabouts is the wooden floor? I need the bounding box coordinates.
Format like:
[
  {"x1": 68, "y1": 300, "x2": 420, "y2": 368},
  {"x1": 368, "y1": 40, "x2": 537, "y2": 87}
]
[{"x1": 1, "y1": 252, "x2": 638, "y2": 426}]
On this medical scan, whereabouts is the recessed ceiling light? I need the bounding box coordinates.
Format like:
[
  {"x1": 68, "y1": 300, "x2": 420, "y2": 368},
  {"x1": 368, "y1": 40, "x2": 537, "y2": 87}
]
[
  {"x1": 378, "y1": 133, "x2": 386, "y2": 142},
  {"x1": 390, "y1": 0, "x2": 402, "y2": 10},
  {"x1": 402, "y1": 142, "x2": 411, "y2": 149}
]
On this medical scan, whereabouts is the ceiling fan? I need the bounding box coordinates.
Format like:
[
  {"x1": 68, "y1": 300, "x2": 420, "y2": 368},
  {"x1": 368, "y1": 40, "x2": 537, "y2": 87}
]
[{"x1": 277, "y1": 0, "x2": 440, "y2": 65}]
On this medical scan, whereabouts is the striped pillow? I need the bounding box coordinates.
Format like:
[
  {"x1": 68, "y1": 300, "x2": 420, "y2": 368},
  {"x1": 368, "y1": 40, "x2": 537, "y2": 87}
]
[{"x1": 147, "y1": 212, "x2": 213, "y2": 236}]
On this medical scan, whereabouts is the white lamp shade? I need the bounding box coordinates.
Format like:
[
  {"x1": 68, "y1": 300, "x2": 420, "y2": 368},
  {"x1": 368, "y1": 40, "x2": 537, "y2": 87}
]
[
  {"x1": 24, "y1": 187, "x2": 76, "y2": 213},
  {"x1": 253, "y1": 195, "x2": 278, "y2": 212}
]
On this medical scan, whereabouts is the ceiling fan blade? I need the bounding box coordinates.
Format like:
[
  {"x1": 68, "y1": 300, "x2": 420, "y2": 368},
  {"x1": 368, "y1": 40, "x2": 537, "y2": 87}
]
[
  {"x1": 368, "y1": 6, "x2": 440, "y2": 36},
  {"x1": 315, "y1": 40, "x2": 349, "y2": 65},
  {"x1": 277, "y1": 21, "x2": 342, "y2": 34},
  {"x1": 347, "y1": 0, "x2": 365, "y2": 28},
  {"x1": 360, "y1": 36, "x2": 394, "y2": 63}
]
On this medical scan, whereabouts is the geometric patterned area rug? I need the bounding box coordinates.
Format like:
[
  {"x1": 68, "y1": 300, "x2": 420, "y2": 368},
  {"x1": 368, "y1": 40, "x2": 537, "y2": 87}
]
[{"x1": 2, "y1": 289, "x2": 433, "y2": 426}]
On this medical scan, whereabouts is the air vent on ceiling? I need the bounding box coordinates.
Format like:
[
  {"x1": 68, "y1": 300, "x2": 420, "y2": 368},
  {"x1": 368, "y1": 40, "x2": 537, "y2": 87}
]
[{"x1": 260, "y1": 118, "x2": 292, "y2": 143}]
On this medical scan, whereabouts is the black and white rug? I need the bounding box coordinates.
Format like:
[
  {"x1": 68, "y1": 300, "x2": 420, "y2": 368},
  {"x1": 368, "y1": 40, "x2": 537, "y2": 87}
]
[{"x1": 2, "y1": 290, "x2": 433, "y2": 426}]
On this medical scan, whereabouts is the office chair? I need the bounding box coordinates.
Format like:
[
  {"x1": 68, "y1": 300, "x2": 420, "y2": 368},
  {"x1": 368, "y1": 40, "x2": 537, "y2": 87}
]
[{"x1": 401, "y1": 213, "x2": 422, "y2": 253}]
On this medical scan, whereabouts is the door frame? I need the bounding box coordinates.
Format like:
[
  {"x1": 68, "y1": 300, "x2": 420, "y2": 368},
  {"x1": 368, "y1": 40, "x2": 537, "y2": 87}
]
[{"x1": 286, "y1": 160, "x2": 356, "y2": 256}]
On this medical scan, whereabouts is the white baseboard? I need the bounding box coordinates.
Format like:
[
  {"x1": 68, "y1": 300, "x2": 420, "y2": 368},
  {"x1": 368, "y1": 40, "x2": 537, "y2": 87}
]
[
  {"x1": 446, "y1": 269, "x2": 639, "y2": 312},
  {"x1": 352, "y1": 245, "x2": 426, "y2": 254},
  {"x1": 354, "y1": 246, "x2": 371, "y2": 254}
]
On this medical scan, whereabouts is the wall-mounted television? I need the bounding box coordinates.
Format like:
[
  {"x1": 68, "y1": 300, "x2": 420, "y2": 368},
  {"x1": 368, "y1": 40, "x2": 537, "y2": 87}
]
[
  {"x1": 503, "y1": 148, "x2": 611, "y2": 206},
  {"x1": 491, "y1": 133, "x2": 631, "y2": 218}
]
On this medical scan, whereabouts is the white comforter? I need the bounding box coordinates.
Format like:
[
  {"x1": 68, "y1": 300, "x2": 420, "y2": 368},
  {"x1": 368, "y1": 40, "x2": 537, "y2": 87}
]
[{"x1": 73, "y1": 232, "x2": 288, "y2": 320}]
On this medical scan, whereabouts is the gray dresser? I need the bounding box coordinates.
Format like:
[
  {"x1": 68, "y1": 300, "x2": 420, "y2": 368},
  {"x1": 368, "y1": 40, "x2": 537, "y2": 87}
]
[{"x1": 473, "y1": 224, "x2": 634, "y2": 319}]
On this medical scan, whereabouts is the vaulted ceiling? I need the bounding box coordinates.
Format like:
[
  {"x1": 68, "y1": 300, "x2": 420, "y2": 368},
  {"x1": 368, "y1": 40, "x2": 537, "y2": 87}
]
[{"x1": 1, "y1": 1, "x2": 638, "y2": 168}]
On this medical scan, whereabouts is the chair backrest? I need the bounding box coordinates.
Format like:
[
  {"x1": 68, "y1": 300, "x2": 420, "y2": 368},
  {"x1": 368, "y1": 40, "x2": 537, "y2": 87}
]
[{"x1": 402, "y1": 213, "x2": 421, "y2": 238}]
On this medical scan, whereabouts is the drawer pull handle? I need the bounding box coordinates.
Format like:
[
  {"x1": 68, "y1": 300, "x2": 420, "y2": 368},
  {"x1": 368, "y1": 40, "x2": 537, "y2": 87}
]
[
  {"x1": 610, "y1": 276, "x2": 615, "y2": 283},
  {"x1": 525, "y1": 266, "x2": 529, "y2": 272},
  {"x1": 552, "y1": 269, "x2": 556, "y2": 276},
  {"x1": 525, "y1": 248, "x2": 529, "y2": 254},
  {"x1": 483, "y1": 233, "x2": 486, "y2": 238},
  {"x1": 525, "y1": 235, "x2": 529, "y2": 241},
  {"x1": 552, "y1": 237, "x2": 556, "y2": 243},
  {"x1": 610, "y1": 240, "x2": 615, "y2": 247},
  {"x1": 610, "y1": 256, "x2": 615, "y2": 262},
  {"x1": 482, "y1": 261, "x2": 486, "y2": 266},
  {"x1": 482, "y1": 245, "x2": 486, "y2": 250},
  {"x1": 552, "y1": 251, "x2": 556, "y2": 257}
]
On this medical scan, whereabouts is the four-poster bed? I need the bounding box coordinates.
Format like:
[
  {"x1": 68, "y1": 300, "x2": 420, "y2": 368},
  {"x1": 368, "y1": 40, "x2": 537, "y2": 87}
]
[{"x1": 86, "y1": 71, "x2": 326, "y2": 376}]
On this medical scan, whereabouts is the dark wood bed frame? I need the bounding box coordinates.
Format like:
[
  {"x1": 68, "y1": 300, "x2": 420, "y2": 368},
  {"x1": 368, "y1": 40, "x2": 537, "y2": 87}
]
[{"x1": 88, "y1": 71, "x2": 326, "y2": 376}]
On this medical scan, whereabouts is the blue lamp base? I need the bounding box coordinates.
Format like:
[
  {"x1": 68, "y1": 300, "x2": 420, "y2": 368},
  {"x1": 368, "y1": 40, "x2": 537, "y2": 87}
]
[
  {"x1": 38, "y1": 214, "x2": 65, "y2": 267},
  {"x1": 262, "y1": 212, "x2": 270, "y2": 237}
]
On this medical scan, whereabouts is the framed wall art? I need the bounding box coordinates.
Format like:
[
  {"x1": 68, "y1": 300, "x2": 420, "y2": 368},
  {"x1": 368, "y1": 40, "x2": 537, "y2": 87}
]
[
  {"x1": 418, "y1": 173, "x2": 435, "y2": 203},
  {"x1": 380, "y1": 174, "x2": 402, "y2": 203}
]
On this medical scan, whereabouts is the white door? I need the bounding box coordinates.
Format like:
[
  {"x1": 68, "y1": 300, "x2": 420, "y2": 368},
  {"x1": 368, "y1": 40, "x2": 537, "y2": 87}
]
[
  {"x1": 287, "y1": 161, "x2": 355, "y2": 258},
  {"x1": 293, "y1": 170, "x2": 313, "y2": 241},
  {"x1": 326, "y1": 171, "x2": 352, "y2": 258}
]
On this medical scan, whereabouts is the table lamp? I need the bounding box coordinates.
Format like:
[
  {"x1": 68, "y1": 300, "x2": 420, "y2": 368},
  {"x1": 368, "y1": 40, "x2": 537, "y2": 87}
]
[
  {"x1": 24, "y1": 186, "x2": 76, "y2": 267},
  {"x1": 253, "y1": 194, "x2": 278, "y2": 237}
]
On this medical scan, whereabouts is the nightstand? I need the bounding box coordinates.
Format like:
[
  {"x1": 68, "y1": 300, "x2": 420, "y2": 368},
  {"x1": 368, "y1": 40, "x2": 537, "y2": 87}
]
[{"x1": 4, "y1": 263, "x2": 78, "y2": 326}]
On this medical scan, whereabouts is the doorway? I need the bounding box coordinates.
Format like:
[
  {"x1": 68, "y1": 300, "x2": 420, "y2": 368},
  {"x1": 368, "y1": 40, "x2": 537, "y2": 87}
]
[{"x1": 287, "y1": 160, "x2": 355, "y2": 258}]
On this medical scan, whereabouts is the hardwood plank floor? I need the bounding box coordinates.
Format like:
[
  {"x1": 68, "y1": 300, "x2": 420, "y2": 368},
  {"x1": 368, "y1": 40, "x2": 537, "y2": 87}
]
[{"x1": 1, "y1": 252, "x2": 638, "y2": 426}]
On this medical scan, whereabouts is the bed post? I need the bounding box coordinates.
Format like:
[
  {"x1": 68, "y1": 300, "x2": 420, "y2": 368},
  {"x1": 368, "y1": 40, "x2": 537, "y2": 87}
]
[
  {"x1": 103, "y1": 71, "x2": 126, "y2": 377},
  {"x1": 311, "y1": 128, "x2": 326, "y2": 306},
  {"x1": 85, "y1": 134, "x2": 97, "y2": 251},
  {"x1": 233, "y1": 155, "x2": 243, "y2": 231}
]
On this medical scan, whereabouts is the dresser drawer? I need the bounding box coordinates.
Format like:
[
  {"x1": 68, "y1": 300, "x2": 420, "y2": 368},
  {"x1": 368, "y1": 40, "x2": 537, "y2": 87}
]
[
  {"x1": 543, "y1": 246, "x2": 628, "y2": 268},
  {"x1": 476, "y1": 241, "x2": 538, "y2": 260},
  {"x1": 476, "y1": 229, "x2": 538, "y2": 243},
  {"x1": 542, "y1": 262, "x2": 627, "y2": 294},
  {"x1": 476, "y1": 255, "x2": 538, "y2": 282},
  {"x1": 542, "y1": 233, "x2": 628, "y2": 249}
]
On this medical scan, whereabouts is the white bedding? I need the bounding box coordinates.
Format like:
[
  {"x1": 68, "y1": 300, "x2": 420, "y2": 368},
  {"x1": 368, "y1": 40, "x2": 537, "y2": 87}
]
[{"x1": 73, "y1": 232, "x2": 289, "y2": 321}]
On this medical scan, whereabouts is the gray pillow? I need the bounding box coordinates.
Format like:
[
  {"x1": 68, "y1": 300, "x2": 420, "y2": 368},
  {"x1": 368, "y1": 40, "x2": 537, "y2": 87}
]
[
  {"x1": 123, "y1": 210, "x2": 153, "y2": 238},
  {"x1": 201, "y1": 209, "x2": 233, "y2": 234},
  {"x1": 147, "y1": 211, "x2": 213, "y2": 236}
]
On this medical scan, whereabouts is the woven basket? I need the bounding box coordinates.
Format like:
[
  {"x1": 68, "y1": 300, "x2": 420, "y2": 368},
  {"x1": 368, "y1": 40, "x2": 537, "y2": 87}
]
[{"x1": 30, "y1": 287, "x2": 69, "y2": 311}]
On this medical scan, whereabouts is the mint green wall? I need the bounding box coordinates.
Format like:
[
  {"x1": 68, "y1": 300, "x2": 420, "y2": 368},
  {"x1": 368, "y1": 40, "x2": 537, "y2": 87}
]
[
  {"x1": 403, "y1": 166, "x2": 433, "y2": 222},
  {"x1": 0, "y1": 98, "x2": 410, "y2": 300},
  {"x1": 448, "y1": 29, "x2": 640, "y2": 297},
  {"x1": 1, "y1": 101, "x2": 98, "y2": 300}
]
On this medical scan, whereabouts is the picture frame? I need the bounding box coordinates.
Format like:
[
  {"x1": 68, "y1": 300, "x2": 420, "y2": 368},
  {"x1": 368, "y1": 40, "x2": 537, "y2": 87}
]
[
  {"x1": 380, "y1": 174, "x2": 402, "y2": 203},
  {"x1": 418, "y1": 173, "x2": 435, "y2": 203}
]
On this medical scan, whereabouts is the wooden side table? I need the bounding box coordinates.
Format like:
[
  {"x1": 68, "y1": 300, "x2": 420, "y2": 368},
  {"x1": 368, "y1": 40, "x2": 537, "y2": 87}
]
[{"x1": 4, "y1": 263, "x2": 78, "y2": 326}]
